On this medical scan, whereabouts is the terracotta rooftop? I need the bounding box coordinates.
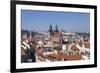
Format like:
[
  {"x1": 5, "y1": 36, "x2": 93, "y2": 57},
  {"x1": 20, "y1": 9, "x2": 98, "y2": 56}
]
[
  {"x1": 53, "y1": 32, "x2": 62, "y2": 37},
  {"x1": 43, "y1": 51, "x2": 83, "y2": 61},
  {"x1": 70, "y1": 44, "x2": 80, "y2": 51},
  {"x1": 63, "y1": 54, "x2": 82, "y2": 61}
]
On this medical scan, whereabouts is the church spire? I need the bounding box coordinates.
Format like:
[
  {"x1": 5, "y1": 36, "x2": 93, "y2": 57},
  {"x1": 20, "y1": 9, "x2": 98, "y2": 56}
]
[
  {"x1": 54, "y1": 24, "x2": 59, "y2": 32},
  {"x1": 49, "y1": 24, "x2": 53, "y2": 36}
]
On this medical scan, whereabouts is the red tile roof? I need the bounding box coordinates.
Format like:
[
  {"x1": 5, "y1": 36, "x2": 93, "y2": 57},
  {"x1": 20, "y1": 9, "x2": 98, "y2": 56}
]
[
  {"x1": 53, "y1": 32, "x2": 62, "y2": 37},
  {"x1": 70, "y1": 45, "x2": 80, "y2": 51}
]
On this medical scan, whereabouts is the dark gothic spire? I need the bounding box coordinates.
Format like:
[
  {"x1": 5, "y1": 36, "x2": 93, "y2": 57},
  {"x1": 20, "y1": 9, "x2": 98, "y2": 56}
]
[
  {"x1": 54, "y1": 24, "x2": 59, "y2": 32},
  {"x1": 49, "y1": 24, "x2": 53, "y2": 36}
]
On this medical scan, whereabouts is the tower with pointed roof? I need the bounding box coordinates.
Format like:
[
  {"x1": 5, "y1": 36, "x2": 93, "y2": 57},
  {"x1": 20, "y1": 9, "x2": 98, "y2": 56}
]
[
  {"x1": 54, "y1": 24, "x2": 59, "y2": 32},
  {"x1": 48, "y1": 24, "x2": 54, "y2": 37}
]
